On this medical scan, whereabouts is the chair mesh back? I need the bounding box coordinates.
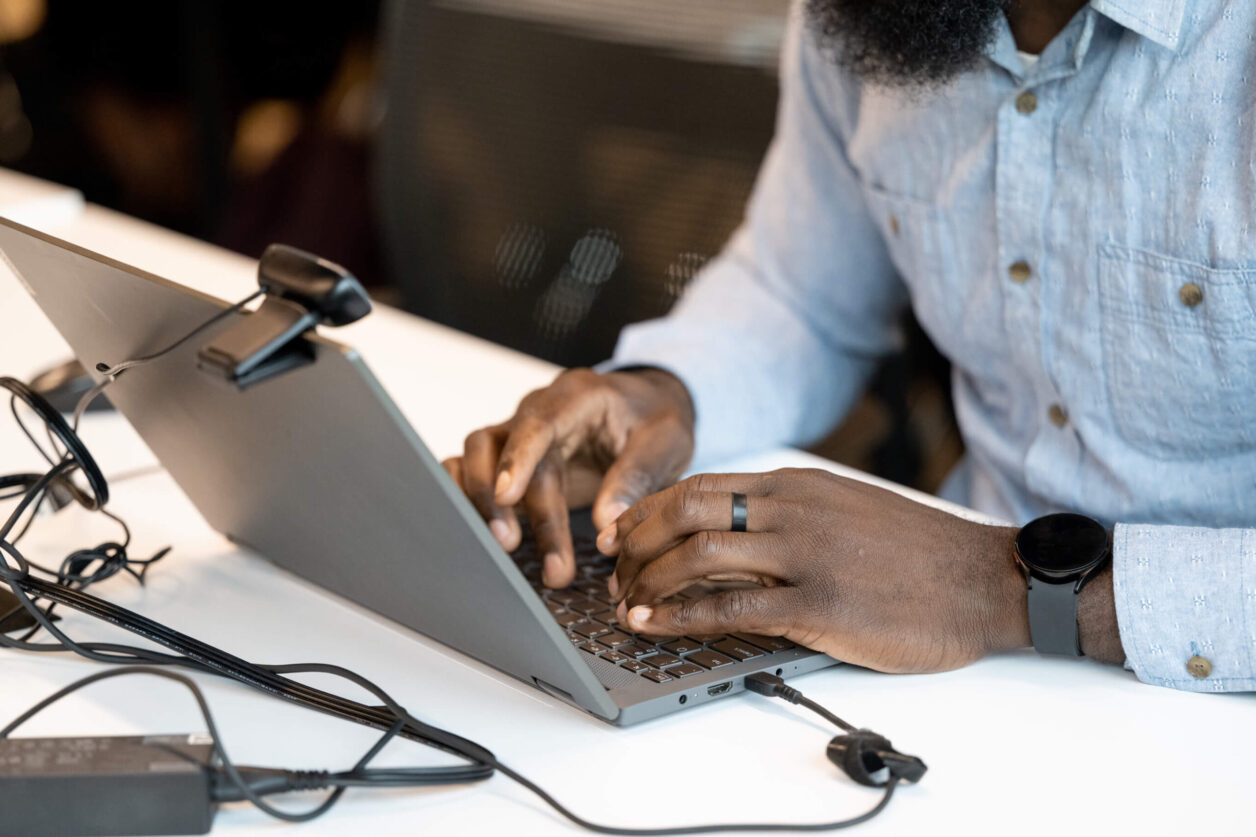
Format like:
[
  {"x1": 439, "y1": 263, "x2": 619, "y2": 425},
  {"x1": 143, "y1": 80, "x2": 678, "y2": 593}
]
[{"x1": 376, "y1": 0, "x2": 787, "y2": 365}]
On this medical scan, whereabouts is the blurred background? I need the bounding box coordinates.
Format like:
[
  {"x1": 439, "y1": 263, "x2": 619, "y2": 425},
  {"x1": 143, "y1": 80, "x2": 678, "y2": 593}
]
[{"x1": 0, "y1": 0, "x2": 959, "y2": 492}]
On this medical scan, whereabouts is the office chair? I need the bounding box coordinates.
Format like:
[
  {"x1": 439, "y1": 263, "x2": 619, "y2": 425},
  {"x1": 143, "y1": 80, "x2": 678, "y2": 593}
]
[
  {"x1": 374, "y1": 0, "x2": 787, "y2": 366},
  {"x1": 373, "y1": 0, "x2": 952, "y2": 488}
]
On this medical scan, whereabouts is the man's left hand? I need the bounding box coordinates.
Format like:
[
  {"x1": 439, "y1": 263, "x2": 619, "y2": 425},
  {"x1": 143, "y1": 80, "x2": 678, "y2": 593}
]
[{"x1": 599, "y1": 468, "x2": 1029, "y2": 673}]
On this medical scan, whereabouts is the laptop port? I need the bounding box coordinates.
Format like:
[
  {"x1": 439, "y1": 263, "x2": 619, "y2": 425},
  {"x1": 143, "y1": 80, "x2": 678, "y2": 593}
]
[{"x1": 707, "y1": 682, "x2": 732, "y2": 696}]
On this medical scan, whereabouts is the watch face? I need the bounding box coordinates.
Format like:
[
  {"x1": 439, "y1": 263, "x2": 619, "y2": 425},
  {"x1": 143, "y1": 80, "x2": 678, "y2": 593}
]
[{"x1": 1015, "y1": 513, "x2": 1109, "y2": 581}]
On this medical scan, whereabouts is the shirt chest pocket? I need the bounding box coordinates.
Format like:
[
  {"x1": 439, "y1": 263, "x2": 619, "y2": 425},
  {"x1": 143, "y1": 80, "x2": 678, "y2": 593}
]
[{"x1": 1099, "y1": 245, "x2": 1256, "y2": 459}]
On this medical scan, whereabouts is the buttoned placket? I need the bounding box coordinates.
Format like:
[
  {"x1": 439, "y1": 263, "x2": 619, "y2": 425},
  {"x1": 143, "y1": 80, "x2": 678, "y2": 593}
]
[{"x1": 992, "y1": 10, "x2": 1098, "y2": 502}]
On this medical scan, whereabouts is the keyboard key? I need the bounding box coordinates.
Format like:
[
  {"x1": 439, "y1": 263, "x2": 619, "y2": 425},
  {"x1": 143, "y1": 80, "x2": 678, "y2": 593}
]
[
  {"x1": 687, "y1": 634, "x2": 727, "y2": 644},
  {"x1": 571, "y1": 621, "x2": 612, "y2": 639},
  {"x1": 686, "y1": 649, "x2": 736, "y2": 670},
  {"x1": 574, "y1": 579, "x2": 604, "y2": 596},
  {"x1": 601, "y1": 650, "x2": 629, "y2": 664},
  {"x1": 620, "y1": 659, "x2": 650, "y2": 673},
  {"x1": 667, "y1": 663, "x2": 705, "y2": 678},
  {"x1": 545, "y1": 600, "x2": 566, "y2": 616},
  {"x1": 731, "y1": 632, "x2": 795, "y2": 652},
  {"x1": 555, "y1": 612, "x2": 583, "y2": 628},
  {"x1": 620, "y1": 643, "x2": 659, "y2": 659},
  {"x1": 639, "y1": 634, "x2": 679, "y2": 644},
  {"x1": 565, "y1": 597, "x2": 601, "y2": 614},
  {"x1": 566, "y1": 632, "x2": 584, "y2": 644},
  {"x1": 711, "y1": 638, "x2": 765, "y2": 661},
  {"x1": 641, "y1": 670, "x2": 673, "y2": 684},
  {"x1": 578, "y1": 642, "x2": 607, "y2": 656},
  {"x1": 550, "y1": 590, "x2": 583, "y2": 606},
  {"x1": 597, "y1": 631, "x2": 633, "y2": 648},
  {"x1": 641, "y1": 653, "x2": 683, "y2": 669},
  {"x1": 662, "y1": 639, "x2": 703, "y2": 655}
]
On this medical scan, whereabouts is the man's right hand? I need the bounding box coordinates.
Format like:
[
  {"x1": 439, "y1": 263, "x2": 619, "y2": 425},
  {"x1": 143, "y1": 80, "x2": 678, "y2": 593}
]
[{"x1": 443, "y1": 367, "x2": 695, "y2": 589}]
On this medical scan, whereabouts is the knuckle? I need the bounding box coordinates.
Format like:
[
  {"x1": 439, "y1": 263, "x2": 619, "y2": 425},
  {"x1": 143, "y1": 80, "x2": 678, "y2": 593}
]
[
  {"x1": 619, "y1": 528, "x2": 644, "y2": 561},
  {"x1": 712, "y1": 591, "x2": 754, "y2": 625},
  {"x1": 550, "y1": 367, "x2": 598, "y2": 397},
  {"x1": 629, "y1": 565, "x2": 661, "y2": 603},
  {"x1": 628, "y1": 500, "x2": 653, "y2": 528},
  {"x1": 689, "y1": 530, "x2": 723, "y2": 564},
  {"x1": 676, "y1": 489, "x2": 708, "y2": 525},
  {"x1": 687, "y1": 473, "x2": 716, "y2": 494},
  {"x1": 669, "y1": 598, "x2": 700, "y2": 628}
]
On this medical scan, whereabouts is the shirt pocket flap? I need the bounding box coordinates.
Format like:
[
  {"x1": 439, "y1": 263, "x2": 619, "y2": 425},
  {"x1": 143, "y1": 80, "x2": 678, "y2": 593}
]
[{"x1": 1098, "y1": 244, "x2": 1256, "y2": 459}]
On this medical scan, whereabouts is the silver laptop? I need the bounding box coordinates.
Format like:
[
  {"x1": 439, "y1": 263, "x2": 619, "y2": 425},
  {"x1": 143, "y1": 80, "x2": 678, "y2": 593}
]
[{"x1": 0, "y1": 218, "x2": 836, "y2": 725}]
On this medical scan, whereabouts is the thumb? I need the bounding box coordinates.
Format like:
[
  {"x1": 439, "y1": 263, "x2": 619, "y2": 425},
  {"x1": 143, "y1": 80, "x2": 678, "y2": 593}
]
[{"x1": 593, "y1": 417, "x2": 692, "y2": 531}]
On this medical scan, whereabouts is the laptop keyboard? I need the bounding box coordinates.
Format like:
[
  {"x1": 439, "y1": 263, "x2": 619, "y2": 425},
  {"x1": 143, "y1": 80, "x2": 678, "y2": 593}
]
[{"x1": 512, "y1": 528, "x2": 795, "y2": 686}]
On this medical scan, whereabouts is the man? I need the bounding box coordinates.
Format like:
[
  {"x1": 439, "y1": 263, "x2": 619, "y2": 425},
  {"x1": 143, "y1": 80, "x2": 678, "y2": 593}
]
[{"x1": 443, "y1": 0, "x2": 1256, "y2": 691}]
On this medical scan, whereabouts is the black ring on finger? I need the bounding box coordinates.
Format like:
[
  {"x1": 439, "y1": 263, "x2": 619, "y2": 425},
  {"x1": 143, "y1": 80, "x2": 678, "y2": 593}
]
[{"x1": 730, "y1": 492, "x2": 748, "y2": 533}]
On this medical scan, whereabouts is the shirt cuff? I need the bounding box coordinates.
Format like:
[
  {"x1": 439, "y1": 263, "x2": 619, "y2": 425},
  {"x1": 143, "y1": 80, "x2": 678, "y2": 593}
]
[{"x1": 1113, "y1": 523, "x2": 1256, "y2": 692}]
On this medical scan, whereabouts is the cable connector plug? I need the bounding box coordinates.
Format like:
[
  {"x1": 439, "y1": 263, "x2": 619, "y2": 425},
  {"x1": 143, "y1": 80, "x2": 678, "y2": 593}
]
[
  {"x1": 744, "y1": 672, "x2": 803, "y2": 704},
  {"x1": 745, "y1": 672, "x2": 927, "y2": 787}
]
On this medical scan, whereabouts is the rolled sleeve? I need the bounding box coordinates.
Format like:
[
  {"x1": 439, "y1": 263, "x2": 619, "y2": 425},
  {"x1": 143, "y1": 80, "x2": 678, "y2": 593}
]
[{"x1": 1113, "y1": 523, "x2": 1256, "y2": 692}]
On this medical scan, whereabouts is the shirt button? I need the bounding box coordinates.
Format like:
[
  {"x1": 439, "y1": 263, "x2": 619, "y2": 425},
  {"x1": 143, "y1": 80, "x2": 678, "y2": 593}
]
[
  {"x1": 889, "y1": 214, "x2": 900, "y2": 236},
  {"x1": 1008, "y1": 260, "x2": 1033, "y2": 283},
  {"x1": 1186, "y1": 655, "x2": 1213, "y2": 679},
  {"x1": 1179, "y1": 282, "x2": 1203, "y2": 308},
  {"x1": 1048, "y1": 404, "x2": 1068, "y2": 428},
  {"x1": 1015, "y1": 91, "x2": 1038, "y2": 115}
]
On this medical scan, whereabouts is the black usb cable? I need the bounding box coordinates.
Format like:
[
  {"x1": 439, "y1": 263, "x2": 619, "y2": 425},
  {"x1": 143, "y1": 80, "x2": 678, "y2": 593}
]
[{"x1": 0, "y1": 298, "x2": 927, "y2": 833}]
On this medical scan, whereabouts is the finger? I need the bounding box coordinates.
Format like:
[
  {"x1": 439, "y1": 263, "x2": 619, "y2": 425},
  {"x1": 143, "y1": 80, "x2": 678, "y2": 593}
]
[
  {"x1": 442, "y1": 457, "x2": 465, "y2": 491},
  {"x1": 523, "y1": 456, "x2": 576, "y2": 589},
  {"x1": 625, "y1": 586, "x2": 799, "y2": 637},
  {"x1": 592, "y1": 414, "x2": 692, "y2": 532},
  {"x1": 611, "y1": 488, "x2": 779, "y2": 600},
  {"x1": 600, "y1": 472, "x2": 773, "y2": 557},
  {"x1": 494, "y1": 415, "x2": 558, "y2": 507},
  {"x1": 621, "y1": 531, "x2": 787, "y2": 609},
  {"x1": 463, "y1": 426, "x2": 520, "y2": 550}
]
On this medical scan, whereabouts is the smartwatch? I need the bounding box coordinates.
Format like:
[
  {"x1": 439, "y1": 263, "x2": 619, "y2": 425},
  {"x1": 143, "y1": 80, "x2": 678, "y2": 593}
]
[{"x1": 1013, "y1": 513, "x2": 1111, "y2": 656}]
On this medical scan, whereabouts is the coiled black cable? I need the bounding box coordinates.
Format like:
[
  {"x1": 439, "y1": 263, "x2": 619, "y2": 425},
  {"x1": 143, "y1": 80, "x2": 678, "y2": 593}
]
[{"x1": 1, "y1": 292, "x2": 907, "y2": 831}]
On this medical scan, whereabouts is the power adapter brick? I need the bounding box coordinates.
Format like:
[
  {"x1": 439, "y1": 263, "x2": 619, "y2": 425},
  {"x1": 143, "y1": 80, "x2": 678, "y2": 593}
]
[{"x1": 0, "y1": 734, "x2": 216, "y2": 837}]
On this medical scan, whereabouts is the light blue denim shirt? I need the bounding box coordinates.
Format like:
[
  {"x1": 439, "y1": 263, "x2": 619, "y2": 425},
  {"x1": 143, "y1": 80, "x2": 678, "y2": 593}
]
[{"x1": 610, "y1": 0, "x2": 1256, "y2": 692}]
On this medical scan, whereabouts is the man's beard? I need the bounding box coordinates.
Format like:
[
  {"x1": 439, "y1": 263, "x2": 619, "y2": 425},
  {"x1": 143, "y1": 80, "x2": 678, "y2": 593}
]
[{"x1": 805, "y1": 0, "x2": 1009, "y2": 89}]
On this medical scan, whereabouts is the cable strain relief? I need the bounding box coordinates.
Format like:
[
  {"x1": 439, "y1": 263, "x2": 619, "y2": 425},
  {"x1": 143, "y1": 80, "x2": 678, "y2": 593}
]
[
  {"x1": 777, "y1": 684, "x2": 803, "y2": 704},
  {"x1": 285, "y1": 769, "x2": 331, "y2": 792}
]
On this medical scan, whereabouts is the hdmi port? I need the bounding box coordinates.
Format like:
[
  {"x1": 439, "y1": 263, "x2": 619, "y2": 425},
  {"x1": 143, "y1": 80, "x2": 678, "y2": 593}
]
[{"x1": 707, "y1": 682, "x2": 732, "y2": 696}]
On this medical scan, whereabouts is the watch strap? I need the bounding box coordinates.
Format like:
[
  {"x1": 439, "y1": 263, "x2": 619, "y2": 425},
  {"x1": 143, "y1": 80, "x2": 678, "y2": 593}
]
[{"x1": 1026, "y1": 575, "x2": 1082, "y2": 656}]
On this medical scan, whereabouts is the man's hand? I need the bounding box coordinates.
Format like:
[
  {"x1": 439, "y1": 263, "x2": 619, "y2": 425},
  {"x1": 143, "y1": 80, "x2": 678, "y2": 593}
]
[
  {"x1": 444, "y1": 368, "x2": 695, "y2": 589},
  {"x1": 599, "y1": 468, "x2": 1029, "y2": 674}
]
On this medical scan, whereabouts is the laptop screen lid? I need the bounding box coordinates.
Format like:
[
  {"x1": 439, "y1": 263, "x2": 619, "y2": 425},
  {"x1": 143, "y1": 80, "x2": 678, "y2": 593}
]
[{"x1": 0, "y1": 217, "x2": 620, "y2": 722}]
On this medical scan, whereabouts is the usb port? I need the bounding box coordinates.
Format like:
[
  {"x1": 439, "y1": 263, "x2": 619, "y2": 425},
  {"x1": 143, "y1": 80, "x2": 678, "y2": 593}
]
[{"x1": 707, "y1": 682, "x2": 732, "y2": 696}]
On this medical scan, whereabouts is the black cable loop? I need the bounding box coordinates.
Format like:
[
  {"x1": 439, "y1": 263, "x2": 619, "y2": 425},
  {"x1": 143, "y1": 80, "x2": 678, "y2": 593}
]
[{"x1": 0, "y1": 287, "x2": 908, "y2": 831}]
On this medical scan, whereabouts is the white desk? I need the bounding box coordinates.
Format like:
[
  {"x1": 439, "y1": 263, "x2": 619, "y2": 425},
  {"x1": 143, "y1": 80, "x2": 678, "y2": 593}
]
[{"x1": 0, "y1": 197, "x2": 1252, "y2": 836}]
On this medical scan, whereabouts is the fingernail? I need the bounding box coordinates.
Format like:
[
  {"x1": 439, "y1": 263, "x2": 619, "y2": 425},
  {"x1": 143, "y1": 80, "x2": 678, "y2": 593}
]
[
  {"x1": 597, "y1": 525, "x2": 617, "y2": 553},
  {"x1": 489, "y1": 518, "x2": 510, "y2": 545},
  {"x1": 605, "y1": 500, "x2": 629, "y2": 522},
  {"x1": 495, "y1": 471, "x2": 512, "y2": 498},
  {"x1": 607, "y1": 574, "x2": 619, "y2": 598},
  {"x1": 628, "y1": 606, "x2": 652, "y2": 628},
  {"x1": 543, "y1": 552, "x2": 565, "y2": 587}
]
